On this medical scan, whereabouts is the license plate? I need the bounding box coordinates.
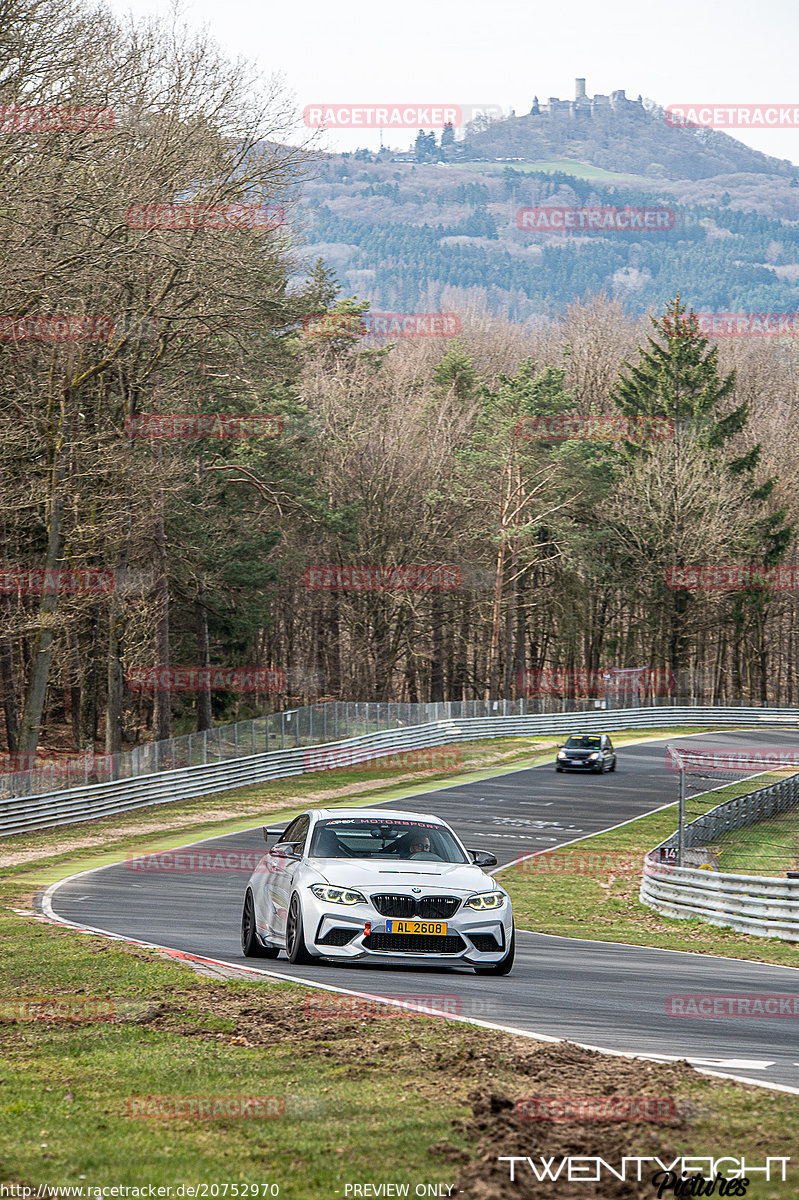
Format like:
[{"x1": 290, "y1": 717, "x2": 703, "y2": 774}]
[{"x1": 385, "y1": 919, "x2": 448, "y2": 936}]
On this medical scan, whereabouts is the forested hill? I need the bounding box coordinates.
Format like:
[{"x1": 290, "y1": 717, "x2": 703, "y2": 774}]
[
  {"x1": 303, "y1": 155, "x2": 799, "y2": 322},
  {"x1": 456, "y1": 103, "x2": 795, "y2": 181}
]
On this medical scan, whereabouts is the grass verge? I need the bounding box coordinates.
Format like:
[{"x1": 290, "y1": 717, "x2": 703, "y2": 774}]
[
  {"x1": 711, "y1": 803, "x2": 799, "y2": 875},
  {"x1": 499, "y1": 771, "x2": 799, "y2": 967},
  {"x1": 1, "y1": 728, "x2": 798, "y2": 1194},
  {"x1": 0, "y1": 884, "x2": 797, "y2": 1198}
]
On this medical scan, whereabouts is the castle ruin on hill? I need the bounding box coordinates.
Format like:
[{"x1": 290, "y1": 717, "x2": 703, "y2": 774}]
[{"x1": 532, "y1": 79, "x2": 645, "y2": 118}]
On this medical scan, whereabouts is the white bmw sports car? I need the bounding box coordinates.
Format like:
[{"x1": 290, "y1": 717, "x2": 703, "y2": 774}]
[{"x1": 240, "y1": 808, "x2": 515, "y2": 974}]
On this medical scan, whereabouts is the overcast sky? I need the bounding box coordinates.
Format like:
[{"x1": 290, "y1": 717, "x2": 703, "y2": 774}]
[{"x1": 110, "y1": 0, "x2": 799, "y2": 165}]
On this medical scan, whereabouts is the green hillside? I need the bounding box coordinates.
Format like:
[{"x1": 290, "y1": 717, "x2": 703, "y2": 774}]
[
  {"x1": 303, "y1": 156, "x2": 799, "y2": 321},
  {"x1": 456, "y1": 101, "x2": 795, "y2": 181},
  {"x1": 462, "y1": 159, "x2": 652, "y2": 183}
]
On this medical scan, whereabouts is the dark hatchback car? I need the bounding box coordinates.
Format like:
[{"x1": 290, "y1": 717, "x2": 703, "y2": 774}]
[{"x1": 555, "y1": 733, "x2": 616, "y2": 773}]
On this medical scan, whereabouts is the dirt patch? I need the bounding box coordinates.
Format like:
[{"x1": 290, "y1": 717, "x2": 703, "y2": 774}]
[
  {"x1": 77, "y1": 982, "x2": 705, "y2": 1200},
  {"x1": 447, "y1": 1044, "x2": 701, "y2": 1200}
]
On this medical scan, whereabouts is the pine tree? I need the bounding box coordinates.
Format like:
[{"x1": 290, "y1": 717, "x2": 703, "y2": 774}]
[{"x1": 610, "y1": 294, "x2": 792, "y2": 696}]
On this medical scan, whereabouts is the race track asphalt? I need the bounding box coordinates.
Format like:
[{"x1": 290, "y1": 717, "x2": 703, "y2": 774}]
[{"x1": 45, "y1": 730, "x2": 799, "y2": 1091}]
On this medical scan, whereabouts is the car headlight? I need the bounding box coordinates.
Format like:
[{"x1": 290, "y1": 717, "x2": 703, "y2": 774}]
[
  {"x1": 465, "y1": 892, "x2": 505, "y2": 911},
  {"x1": 309, "y1": 885, "x2": 366, "y2": 905},
  {"x1": 588, "y1": 752, "x2": 599, "y2": 760},
  {"x1": 557, "y1": 750, "x2": 567, "y2": 759}
]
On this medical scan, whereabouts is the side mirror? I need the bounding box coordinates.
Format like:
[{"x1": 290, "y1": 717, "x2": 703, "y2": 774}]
[
  {"x1": 469, "y1": 849, "x2": 498, "y2": 868},
  {"x1": 263, "y1": 826, "x2": 286, "y2": 842},
  {"x1": 270, "y1": 842, "x2": 302, "y2": 860}
]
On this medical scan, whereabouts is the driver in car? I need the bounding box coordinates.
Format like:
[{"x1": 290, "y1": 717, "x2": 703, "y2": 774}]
[{"x1": 409, "y1": 833, "x2": 431, "y2": 854}]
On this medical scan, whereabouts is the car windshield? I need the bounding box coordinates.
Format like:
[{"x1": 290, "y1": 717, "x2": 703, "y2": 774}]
[
  {"x1": 309, "y1": 818, "x2": 468, "y2": 863},
  {"x1": 565, "y1": 735, "x2": 601, "y2": 748}
]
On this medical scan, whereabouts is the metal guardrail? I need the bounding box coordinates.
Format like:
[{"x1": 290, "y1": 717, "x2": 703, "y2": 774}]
[
  {"x1": 0, "y1": 721, "x2": 459, "y2": 836},
  {"x1": 4, "y1": 702, "x2": 799, "y2": 839},
  {"x1": 7, "y1": 697, "x2": 798, "y2": 800},
  {"x1": 640, "y1": 771, "x2": 799, "y2": 941}
]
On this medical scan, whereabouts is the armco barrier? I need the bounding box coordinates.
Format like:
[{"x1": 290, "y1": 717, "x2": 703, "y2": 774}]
[
  {"x1": 3, "y1": 704, "x2": 799, "y2": 838},
  {"x1": 8, "y1": 698, "x2": 799, "y2": 800},
  {"x1": 0, "y1": 721, "x2": 458, "y2": 836},
  {"x1": 640, "y1": 770, "x2": 799, "y2": 941}
]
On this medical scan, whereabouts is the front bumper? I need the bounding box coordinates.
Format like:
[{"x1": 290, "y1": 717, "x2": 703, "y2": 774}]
[
  {"x1": 307, "y1": 902, "x2": 512, "y2": 964},
  {"x1": 557, "y1": 757, "x2": 601, "y2": 770}
]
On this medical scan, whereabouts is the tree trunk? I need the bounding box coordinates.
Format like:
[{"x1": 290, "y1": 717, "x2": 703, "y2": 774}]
[
  {"x1": 195, "y1": 585, "x2": 213, "y2": 731},
  {"x1": 68, "y1": 625, "x2": 82, "y2": 748},
  {"x1": 503, "y1": 538, "x2": 519, "y2": 698},
  {"x1": 430, "y1": 592, "x2": 444, "y2": 702},
  {"x1": 153, "y1": 496, "x2": 171, "y2": 742},
  {"x1": 105, "y1": 600, "x2": 125, "y2": 755},
  {"x1": 0, "y1": 607, "x2": 19, "y2": 754},
  {"x1": 18, "y1": 485, "x2": 64, "y2": 756},
  {"x1": 79, "y1": 605, "x2": 100, "y2": 750}
]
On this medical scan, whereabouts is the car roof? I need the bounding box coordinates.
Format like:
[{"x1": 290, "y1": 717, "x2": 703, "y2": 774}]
[{"x1": 310, "y1": 807, "x2": 451, "y2": 825}]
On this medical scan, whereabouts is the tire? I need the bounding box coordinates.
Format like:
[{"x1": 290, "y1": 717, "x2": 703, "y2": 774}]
[
  {"x1": 610, "y1": 758, "x2": 617, "y2": 772},
  {"x1": 555, "y1": 766, "x2": 563, "y2": 773},
  {"x1": 286, "y1": 892, "x2": 315, "y2": 964},
  {"x1": 241, "y1": 889, "x2": 280, "y2": 958},
  {"x1": 474, "y1": 926, "x2": 515, "y2": 976}
]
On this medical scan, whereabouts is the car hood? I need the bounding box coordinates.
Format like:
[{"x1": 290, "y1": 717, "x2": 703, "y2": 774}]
[{"x1": 313, "y1": 859, "x2": 501, "y2": 893}]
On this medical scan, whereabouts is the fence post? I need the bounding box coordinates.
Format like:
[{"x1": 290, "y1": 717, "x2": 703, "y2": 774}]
[
  {"x1": 677, "y1": 756, "x2": 685, "y2": 867},
  {"x1": 251, "y1": 719, "x2": 255, "y2": 755},
  {"x1": 203, "y1": 729, "x2": 208, "y2": 764}
]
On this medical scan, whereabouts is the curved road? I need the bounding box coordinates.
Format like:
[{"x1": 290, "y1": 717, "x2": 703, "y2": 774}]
[{"x1": 43, "y1": 731, "x2": 799, "y2": 1092}]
